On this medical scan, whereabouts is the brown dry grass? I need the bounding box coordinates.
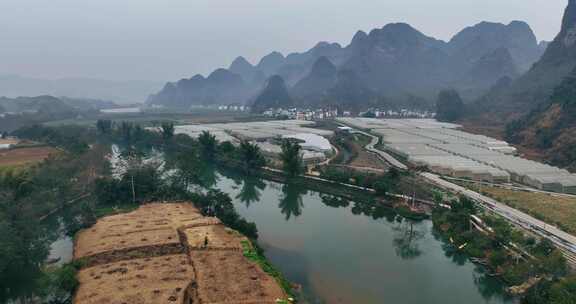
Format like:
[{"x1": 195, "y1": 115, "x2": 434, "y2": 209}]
[
  {"x1": 190, "y1": 250, "x2": 286, "y2": 303},
  {"x1": 183, "y1": 224, "x2": 245, "y2": 250},
  {"x1": 0, "y1": 138, "x2": 20, "y2": 145},
  {"x1": 0, "y1": 146, "x2": 59, "y2": 167},
  {"x1": 74, "y1": 203, "x2": 287, "y2": 304},
  {"x1": 477, "y1": 186, "x2": 576, "y2": 234},
  {"x1": 75, "y1": 254, "x2": 194, "y2": 304},
  {"x1": 75, "y1": 204, "x2": 202, "y2": 258},
  {"x1": 340, "y1": 134, "x2": 387, "y2": 170}
]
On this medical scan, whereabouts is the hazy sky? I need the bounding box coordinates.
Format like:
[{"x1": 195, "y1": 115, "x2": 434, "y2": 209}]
[{"x1": 0, "y1": 0, "x2": 567, "y2": 82}]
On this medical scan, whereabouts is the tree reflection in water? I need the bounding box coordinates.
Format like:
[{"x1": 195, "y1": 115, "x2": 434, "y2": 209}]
[
  {"x1": 236, "y1": 177, "x2": 266, "y2": 208},
  {"x1": 392, "y1": 219, "x2": 425, "y2": 260},
  {"x1": 197, "y1": 164, "x2": 219, "y2": 189},
  {"x1": 279, "y1": 183, "x2": 308, "y2": 220},
  {"x1": 431, "y1": 227, "x2": 512, "y2": 302}
]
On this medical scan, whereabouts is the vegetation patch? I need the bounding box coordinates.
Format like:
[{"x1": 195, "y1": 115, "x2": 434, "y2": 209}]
[
  {"x1": 432, "y1": 197, "x2": 573, "y2": 302},
  {"x1": 0, "y1": 146, "x2": 59, "y2": 168},
  {"x1": 462, "y1": 183, "x2": 576, "y2": 234},
  {"x1": 331, "y1": 133, "x2": 386, "y2": 170},
  {"x1": 241, "y1": 240, "x2": 295, "y2": 302}
]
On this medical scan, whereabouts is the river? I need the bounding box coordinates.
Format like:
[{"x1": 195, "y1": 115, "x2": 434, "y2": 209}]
[
  {"x1": 45, "y1": 166, "x2": 516, "y2": 304},
  {"x1": 216, "y1": 170, "x2": 516, "y2": 304}
]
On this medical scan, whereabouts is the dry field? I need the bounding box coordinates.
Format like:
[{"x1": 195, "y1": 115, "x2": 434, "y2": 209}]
[
  {"x1": 0, "y1": 138, "x2": 20, "y2": 145},
  {"x1": 0, "y1": 146, "x2": 59, "y2": 168},
  {"x1": 74, "y1": 203, "x2": 287, "y2": 304},
  {"x1": 475, "y1": 186, "x2": 576, "y2": 234},
  {"x1": 75, "y1": 254, "x2": 194, "y2": 304},
  {"x1": 334, "y1": 134, "x2": 387, "y2": 171}
]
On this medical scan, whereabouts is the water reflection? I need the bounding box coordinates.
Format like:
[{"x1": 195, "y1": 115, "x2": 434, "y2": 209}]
[
  {"x1": 392, "y1": 219, "x2": 425, "y2": 260},
  {"x1": 279, "y1": 183, "x2": 308, "y2": 220},
  {"x1": 0, "y1": 202, "x2": 89, "y2": 303},
  {"x1": 185, "y1": 165, "x2": 513, "y2": 303},
  {"x1": 196, "y1": 164, "x2": 219, "y2": 189},
  {"x1": 236, "y1": 177, "x2": 266, "y2": 207},
  {"x1": 431, "y1": 226, "x2": 515, "y2": 302}
]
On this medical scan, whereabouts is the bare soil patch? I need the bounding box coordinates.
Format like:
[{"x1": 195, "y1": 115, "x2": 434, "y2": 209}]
[
  {"x1": 75, "y1": 254, "x2": 194, "y2": 304},
  {"x1": 0, "y1": 138, "x2": 20, "y2": 145},
  {"x1": 332, "y1": 134, "x2": 387, "y2": 170},
  {"x1": 0, "y1": 146, "x2": 58, "y2": 167},
  {"x1": 190, "y1": 250, "x2": 286, "y2": 303},
  {"x1": 183, "y1": 223, "x2": 245, "y2": 250},
  {"x1": 74, "y1": 202, "x2": 287, "y2": 304}
]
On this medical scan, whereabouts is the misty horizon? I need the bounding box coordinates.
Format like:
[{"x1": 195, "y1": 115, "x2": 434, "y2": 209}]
[{"x1": 0, "y1": 0, "x2": 567, "y2": 82}]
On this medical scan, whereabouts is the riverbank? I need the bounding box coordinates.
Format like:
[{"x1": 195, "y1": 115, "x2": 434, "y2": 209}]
[
  {"x1": 431, "y1": 197, "x2": 569, "y2": 299},
  {"x1": 218, "y1": 160, "x2": 432, "y2": 221},
  {"x1": 73, "y1": 202, "x2": 292, "y2": 303}
]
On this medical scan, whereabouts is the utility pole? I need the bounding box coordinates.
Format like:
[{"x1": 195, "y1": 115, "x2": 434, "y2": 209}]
[{"x1": 131, "y1": 174, "x2": 136, "y2": 204}]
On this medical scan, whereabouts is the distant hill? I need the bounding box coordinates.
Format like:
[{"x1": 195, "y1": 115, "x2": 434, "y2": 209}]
[
  {"x1": 0, "y1": 75, "x2": 163, "y2": 104},
  {"x1": 251, "y1": 75, "x2": 294, "y2": 113},
  {"x1": 292, "y1": 57, "x2": 338, "y2": 102},
  {"x1": 146, "y1": 69, "x2": 257, "y2": 108},
  {"x1": 454, "y1": 48, "x2": 519, "y2": 99},
  {"x1": 493, "y1": 0, "x2": 576, "y2": 171},
  {"x1": 148, "y1": 20, "x2": 546, "y2": 110},
  {"x1": 506, "y1": 69, "x2": 576, "y2": 171},
  {"x1": 0, "y1": 95, "x2": 118, "y2": 114},
  {"x1": 447, "y1": 21, "x2": 542, "y2": 73},
  {"x1": 0, "y1": 96, "x2": 75, "y2": 114},
  {"x1": 474, "y1": 0, "x2": 576, "y2": 120}
]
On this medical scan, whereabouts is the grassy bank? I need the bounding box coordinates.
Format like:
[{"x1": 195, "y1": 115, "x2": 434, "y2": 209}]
[
  {"x1": 459, "y1": 182, "x2": 576, "y2": 234},
  {"x1": 241, "y1": 240, "x2": 295, "y2": 302},
  {"x1": 432, "y1": 197, "x2": 569, "y2": 298}
]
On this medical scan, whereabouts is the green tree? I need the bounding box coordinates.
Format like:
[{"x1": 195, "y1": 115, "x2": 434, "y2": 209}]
[
  {"x1": 436, "y1": 89, "x2": 465, "y2": 122},
  {"x1": 279, "y1": 183, "x2": 307, "y2": 220},
  {"x1": 280, "y1": 139, "x2": 303, "y2": 177},
  {"x1": 549, "y1": 276, "x2": 576, "y2": 304},
  {"x1": 373, "y1": 168, "x2": 401, "y2": 196},
  {"x1": 119, "y1": 121, "x2": 133, "y2": 143},
  {"x1": 132, "y1": 124, "x2": 145, "y2": 141},
  {"x1": 96, "y1": 119, "x2": 112, "y2": 135},
  {"x1": 118, "y1": 147, "x2": 146, "y2": 203},
  {"x1": 198, "y1": 131, "x2": 217, "y2": 160},
  {"x1": 238, "y1": 141, "x2": 266, "y2": 172},
  {"x1": 236, "y1": 177, "x2": 266, "y2": 207},
  {"x1": 161, "y1": 122, "x2": 175, "y2": 140},
  {"x1": 523, "y1": 276, "x2": 576, "y2": 304},
  {"x1": 432, "y1": 190, "x2": 444, "y2": 206}
]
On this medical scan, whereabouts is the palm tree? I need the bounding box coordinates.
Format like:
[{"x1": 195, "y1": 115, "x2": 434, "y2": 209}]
[
  {"x1": 236, "y1": 177, "x2": 266, "y2": 207},
  {"x1": 96, "y1": 119, "x2": 112, "y2": 135},
  {"x1": 280, "y1": 139, "x2": 304, "y2": 177},
  {"x1": 198, "y1": 131, "x2": 217, "y2": 160},
  {"x1": 161, "y1": 122, "x2": 175, "y2": 140},
  {"x1": 238, "y1": 141, "x2": 266, "y2": 172},
  {"x1": 278, "y1": 183, "x2": 307, "y2": 220},
  {"x1": 119, "y1": 121, "x2": 133, "y2": 143}
]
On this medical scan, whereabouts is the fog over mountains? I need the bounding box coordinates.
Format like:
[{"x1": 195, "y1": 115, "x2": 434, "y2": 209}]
[
  {"x1": 0, "y1": 75, "x2": 163, "y2": 105},
  {"x1": 148, "y1": 20, "x2": 548, "y2": 112}
]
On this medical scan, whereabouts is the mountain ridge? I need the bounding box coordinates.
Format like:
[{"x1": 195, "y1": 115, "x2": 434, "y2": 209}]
[
  {"x1": 148, "y1": 20, "x2": 546, "y2": 111},
  {"x1": 473, "y1": 0, "x2": 576, "y2": 119}
]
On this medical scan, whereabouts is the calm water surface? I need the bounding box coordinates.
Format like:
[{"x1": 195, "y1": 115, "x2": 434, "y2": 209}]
[
  {"x1": 215, "y1": 172, "x2": 515, "y2": 304},
  {"x1": 47, "y1": 168, "x2": 516, "y2": 304}
]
